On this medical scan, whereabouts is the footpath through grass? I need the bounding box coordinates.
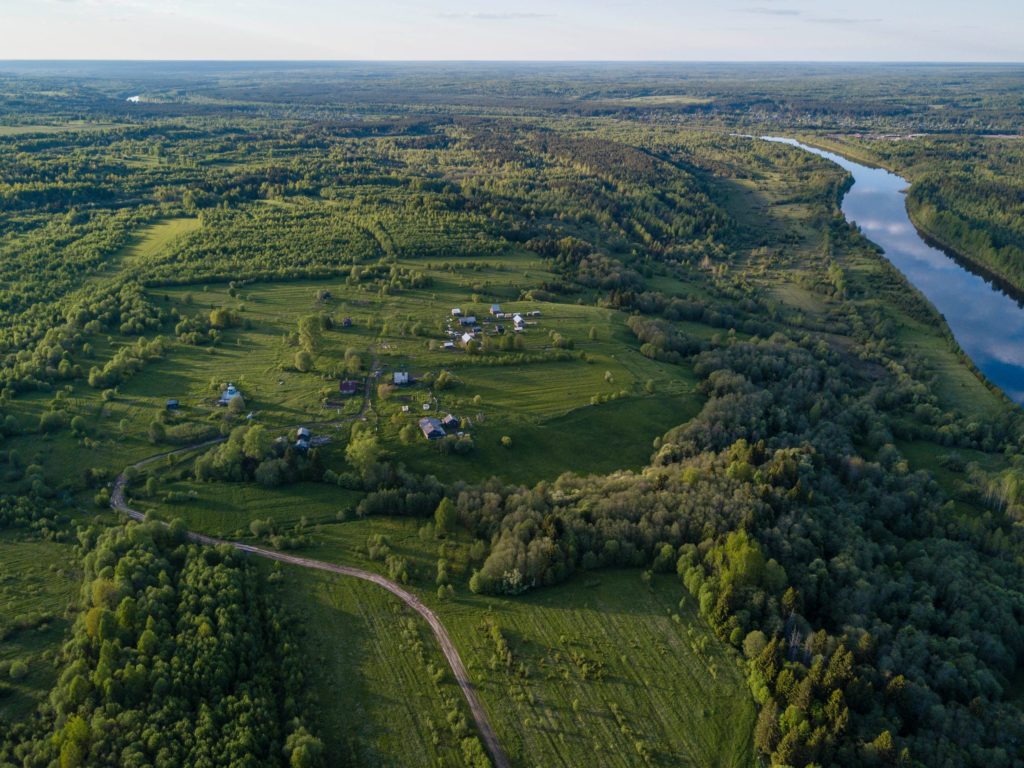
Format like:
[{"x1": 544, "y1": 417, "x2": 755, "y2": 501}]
[
  {"x1": 279, "y1": 518, "x2": 755, "y2": 768},
  {"x1": 273, "y1": 564, "x2": 484, "y2": 767}
]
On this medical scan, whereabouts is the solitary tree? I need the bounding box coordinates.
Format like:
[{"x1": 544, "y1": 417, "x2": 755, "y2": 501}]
[
  {"x1": 434, "y1": 497, "x2": 457, "y2": 536},
  {"x1": 298, "y1": 315, "x2": 323, "y2": 354},
  {"x1": 345, "y1": 430, "x2": 382, "y2": 476}
]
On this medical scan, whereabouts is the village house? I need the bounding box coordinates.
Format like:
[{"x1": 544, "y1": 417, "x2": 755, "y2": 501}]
[
  {"x1": 394, "y1": 371, "x2": 410, "y2": 386},
  {"x1": 218, "y1": 383, "x2": 241, "y2": 406},
  {"x1": 460, "y1": 332, "x2": 475, "y2": 347},
  {"x1": 296, "y1": 427, "x2": 312, "y2": 451},
  {"x1": 451, "y1": 308, "x2": 462, "y2": 317},
  {"x1": 419, "y1": 416, "x2": 446, "y2": 440},
  {"x1": 441, "y1": 413, "x2": 461, "y2": 431},
  {"x1": 339, "y1": 379, "x2": 359, "y2": 396},
  {"x1": 490, "y1": 303, "x2": 502, "y2": 316},
  {"x1": 166, "y1": 399, "x2": 180, "y2": 410}
]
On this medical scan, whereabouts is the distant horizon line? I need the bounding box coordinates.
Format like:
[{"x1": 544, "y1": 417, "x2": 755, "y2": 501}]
[{"x1": 1, "y1": 59, "x2": 1022, "y2": 65}]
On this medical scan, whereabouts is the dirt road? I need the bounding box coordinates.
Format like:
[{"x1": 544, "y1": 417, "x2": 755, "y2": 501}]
[{"x1": 109, "y1": 438, "x2": 510, "y2": 768}]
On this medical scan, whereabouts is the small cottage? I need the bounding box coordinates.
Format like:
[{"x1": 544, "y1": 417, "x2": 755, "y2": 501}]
[
  {"x1": 218, "y1": 384, "x2": 240, "y2": 406},
  {"x1": 339, "y1": 379, "x2": 359, "y2": 396},
  {"x1": 419, "y1": 417, "x2": 446, "y2": 440}
]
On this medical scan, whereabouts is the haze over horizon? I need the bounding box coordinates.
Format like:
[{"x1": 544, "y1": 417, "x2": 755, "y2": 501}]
[{"x1": 2, "y1": 0, "x2": 1022, "y2": 62}]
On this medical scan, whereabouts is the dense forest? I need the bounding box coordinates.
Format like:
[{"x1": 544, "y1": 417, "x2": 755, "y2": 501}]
[
  {"x1": 0, "y1": 519, "x2": 322, "y2": 767},
  {"x1": 0, "y1": 63, "x2": 1023, "y2": 768}
]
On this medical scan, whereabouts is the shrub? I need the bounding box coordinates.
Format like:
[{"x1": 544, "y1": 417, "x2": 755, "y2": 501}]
[
  {"x1": 9, "y1": 660, "x2": 28, "y2": 681},
  {"x1": 39, "y1": 410, "x2": 67, "y2": 434}
]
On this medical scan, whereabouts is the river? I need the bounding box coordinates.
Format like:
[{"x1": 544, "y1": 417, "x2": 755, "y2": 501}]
[{"x1": 763, "y1": 136, "x2": 1024, "y2": 405}]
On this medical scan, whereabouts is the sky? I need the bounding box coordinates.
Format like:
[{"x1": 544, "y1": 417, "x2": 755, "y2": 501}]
[{"x1": 1, "y1": 0, "x2": 1022, "y2": 61}]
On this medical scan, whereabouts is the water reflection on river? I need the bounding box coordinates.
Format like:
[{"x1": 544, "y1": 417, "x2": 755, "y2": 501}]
[{"x1": 764, "y1": 136, "x2": 1024, "y2": 404}]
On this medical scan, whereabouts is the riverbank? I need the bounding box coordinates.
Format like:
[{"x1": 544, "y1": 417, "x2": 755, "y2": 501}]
[
  {"x1": 766, "y1": 135, "x2": 1024, "y2": 406},
  {"x1": 799, "y1": 134, "x2": 1024, "y2": 305}
]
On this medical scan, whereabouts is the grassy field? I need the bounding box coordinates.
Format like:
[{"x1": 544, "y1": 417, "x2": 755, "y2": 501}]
[
  {"x1": 273, "y1": 565, "x2": 480, "y2": 767},
  {"x1": 590, "y1": 95, "x2": 714, "y2": 106},
  {"x1": 110, "y1": 217, "x2": 203, "y2": 274},
  {"x1": 441, "y1": 572, "x2": 755, "y2": 768},
  {"x1": 4, "y1": 248, "x2": 704, "y2": 494},
  {"x1": 0, "y1": 122, "x2": 125, "y2": 136},
  {"x1": 136, "y1": 477, "x2": 363, "y2": 538},
  {"x1": 0, "y1": 534, "x2": 79, "y2": 724},
  {"x1": 272, "y1": 517, "x2": 755, "y2": 768}
]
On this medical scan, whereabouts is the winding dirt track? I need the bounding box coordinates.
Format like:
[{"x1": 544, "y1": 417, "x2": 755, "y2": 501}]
[{"x1": 109, "y1": 438, "x2": 510, "y2": 768}]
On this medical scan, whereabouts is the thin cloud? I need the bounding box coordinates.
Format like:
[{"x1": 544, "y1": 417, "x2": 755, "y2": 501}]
[
  {"x1": 807, "y1": 16, "x2": 882, "y2": 25},
  {"x1": 742, "y1": 7, "x2": 802, "y2": 16},
  {"x1": 435, "y1": 11, "x2": 554, "y2": 20}
]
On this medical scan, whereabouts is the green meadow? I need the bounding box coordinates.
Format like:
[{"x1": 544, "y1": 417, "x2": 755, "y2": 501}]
[
  {"x1": 0, "y1": 535, "x2": 79, "y2": 723},
  {"x1": 269, "y1": 517, "x2": 755, "y2": 768},
  {"x1": 273, "y1": 565, "x2": 481, "y2": 768},
  {"x1": 5, "y1": 243, "x2": 705, "y2": 494}
]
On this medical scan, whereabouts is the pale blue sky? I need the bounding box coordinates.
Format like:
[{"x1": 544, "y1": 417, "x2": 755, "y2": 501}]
[{"x1": 2, "y1": 0, "x2": 1021, "y2": 60}]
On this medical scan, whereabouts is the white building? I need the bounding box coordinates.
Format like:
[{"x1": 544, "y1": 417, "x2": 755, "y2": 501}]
[{"x1": 218, "y1": 383, "x2": 240, "y2": 406}]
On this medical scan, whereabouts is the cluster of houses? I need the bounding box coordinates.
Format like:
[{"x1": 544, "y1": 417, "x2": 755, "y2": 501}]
[
  {"x1": 418, "y1": 412, "x2": 463, "y2": 440},
  {"x1": 445, "y1": 304, "x2": 541, "y2": 349}
]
